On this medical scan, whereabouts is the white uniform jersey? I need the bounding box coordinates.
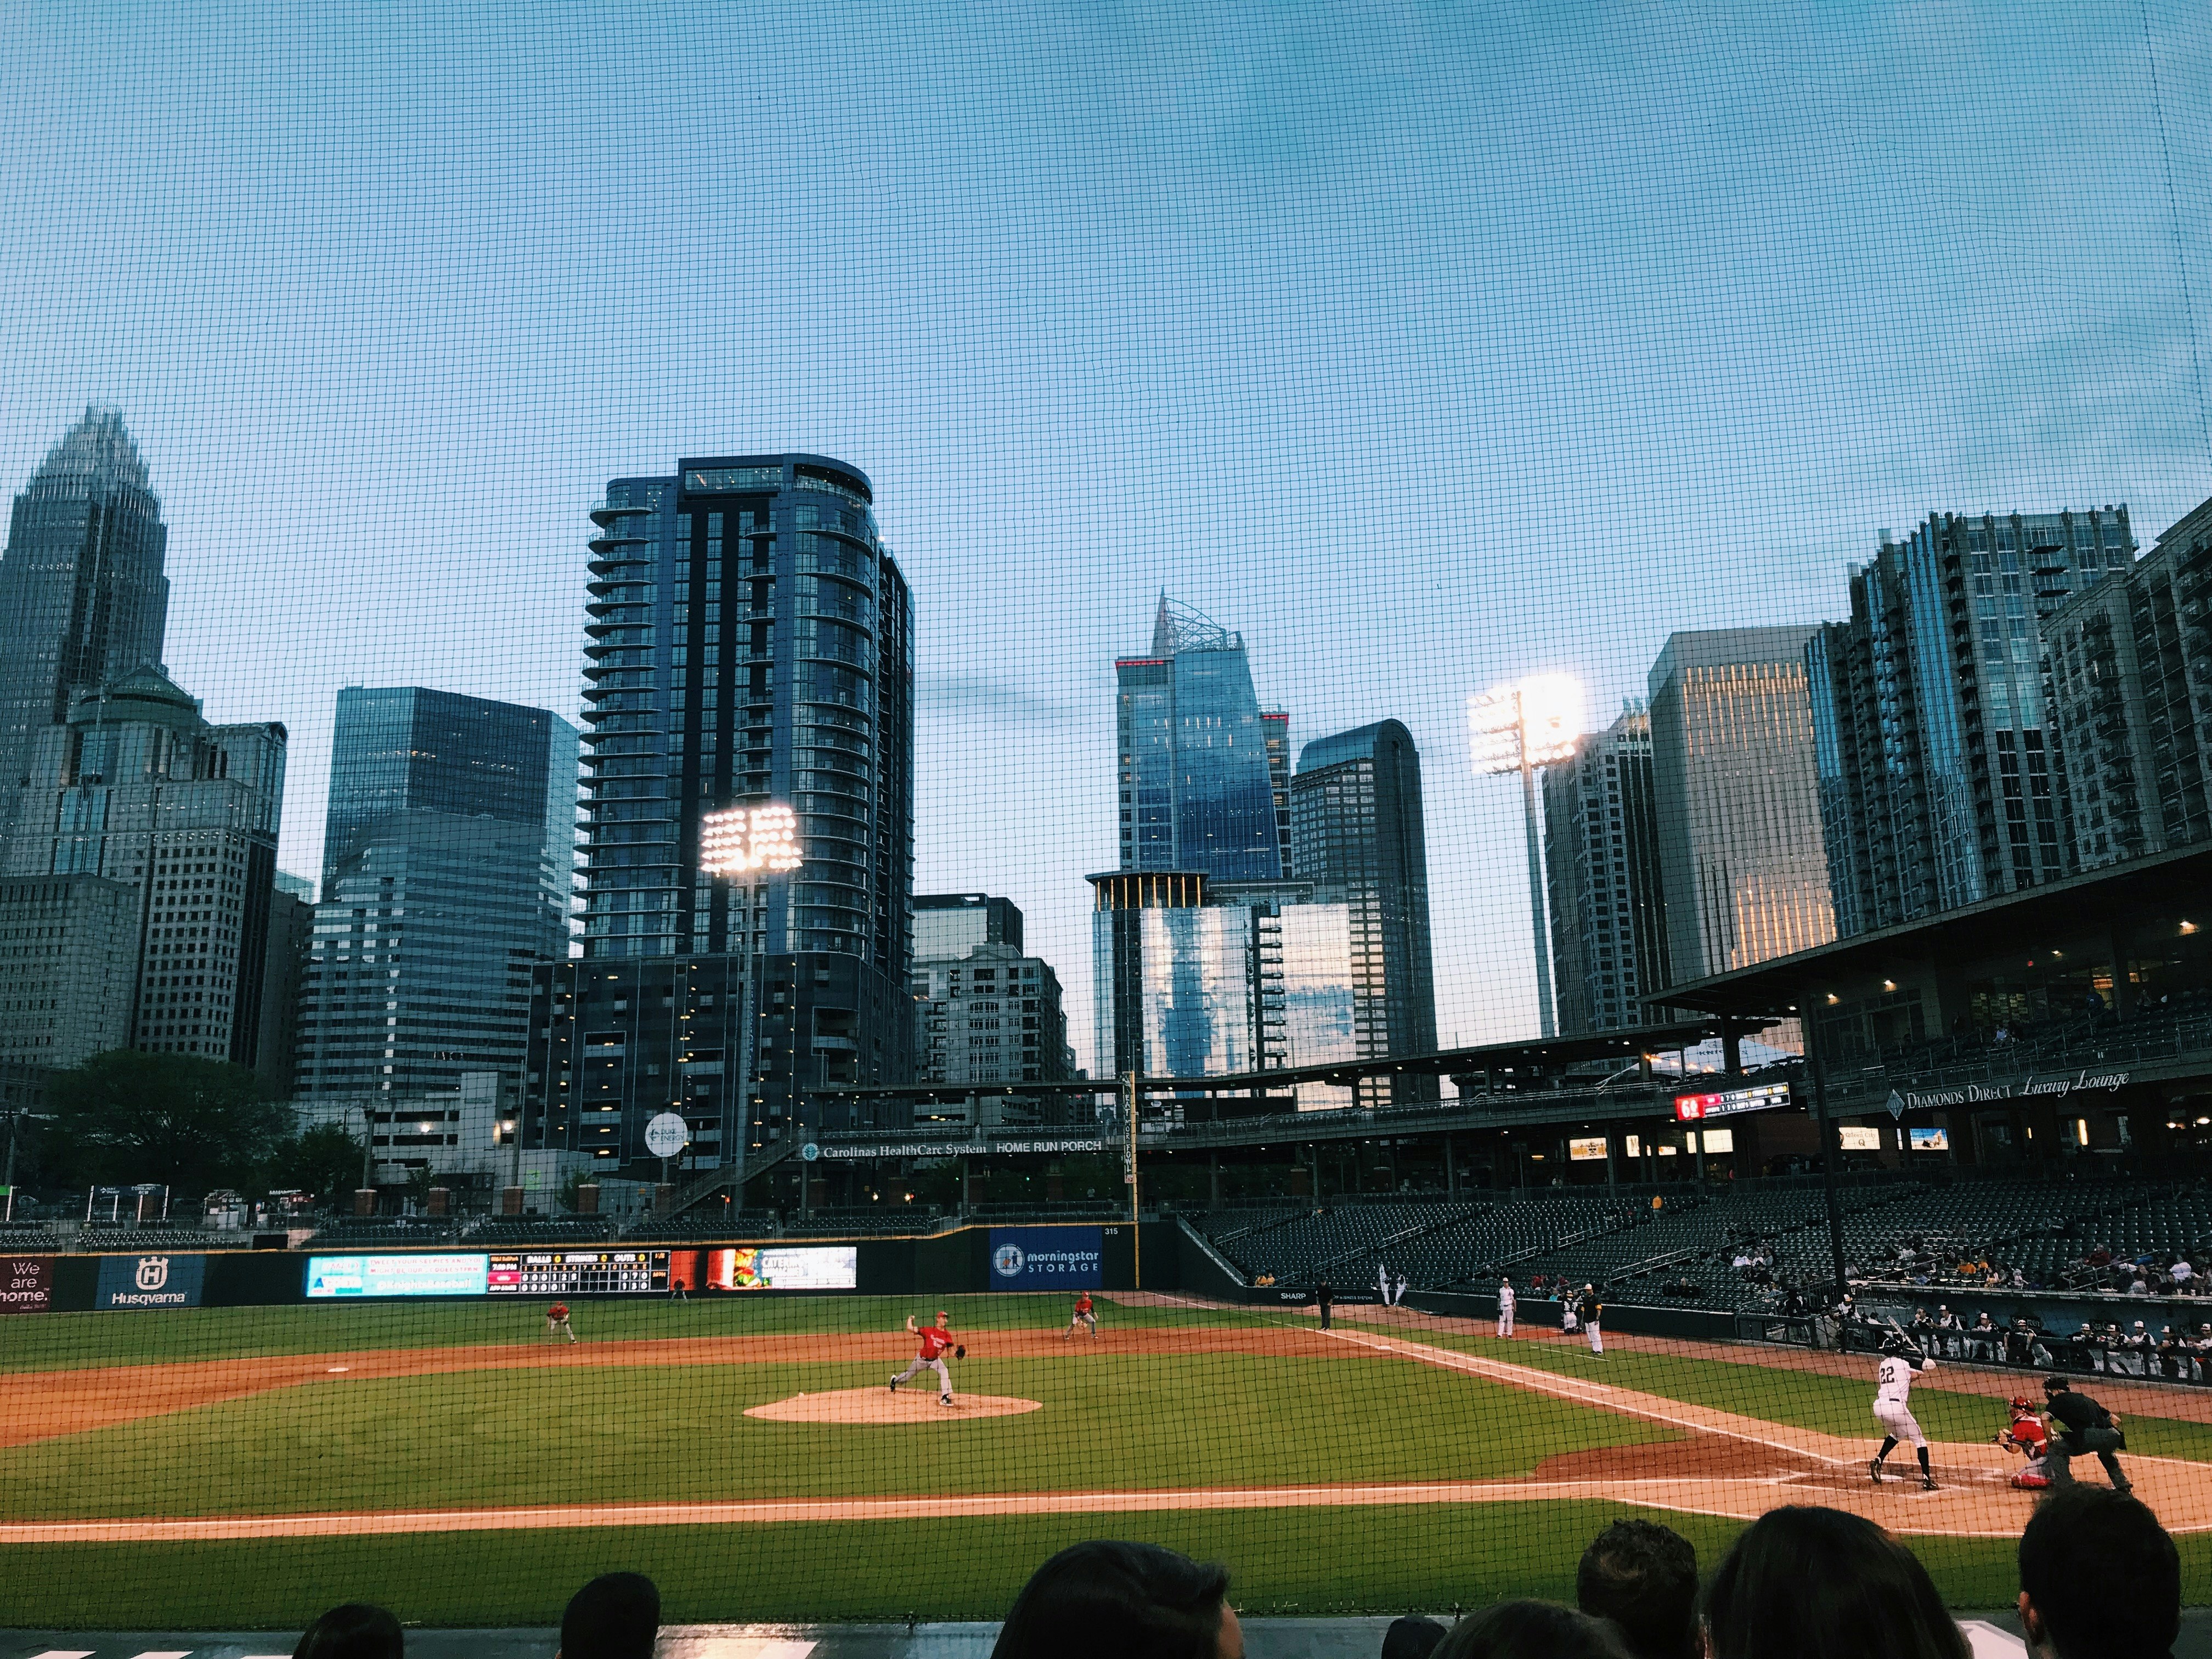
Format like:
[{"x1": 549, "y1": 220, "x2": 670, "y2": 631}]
[
  {"x1": 1499, "y1": 1286, "x2": 1516, "y2": 1311},
  {"x1": 1875, "y1": 1354, "x2": 1927, "y2": 1402}
]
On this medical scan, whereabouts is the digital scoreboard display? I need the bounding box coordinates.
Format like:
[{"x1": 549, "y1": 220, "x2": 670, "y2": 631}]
[
  {"x1": 488, "y1": 1250, "x2": 671, "y2": 1296},
  {"x1": 1673, "y1": 1081, "x2": 1792, "y2": 1121}
]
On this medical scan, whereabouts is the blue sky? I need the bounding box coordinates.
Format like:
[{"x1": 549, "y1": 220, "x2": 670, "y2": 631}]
[{"x1": 3, "y1": 0, "x2": 2209, "y2": 1068}]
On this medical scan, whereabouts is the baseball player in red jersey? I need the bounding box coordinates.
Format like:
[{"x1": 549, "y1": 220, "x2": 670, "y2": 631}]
[
  {"x1": 1062, "y1": 1291, "x2": 1098, "y2": 1340},
  {"x1": 545, "y1": 1302, "x2": 577, "y2": 1344},
  {"x1": 890, "y1": 1311, "x2": 961, "y2": 1404},
  {"x1": 1995, "y1": 1395, "x2": 2052, "y2": 1489}
]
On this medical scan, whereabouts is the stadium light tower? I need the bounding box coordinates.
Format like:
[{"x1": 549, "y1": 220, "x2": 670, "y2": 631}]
[{"x1": 1469, "y1": 674, "x2": 1584, "y2": 1039}]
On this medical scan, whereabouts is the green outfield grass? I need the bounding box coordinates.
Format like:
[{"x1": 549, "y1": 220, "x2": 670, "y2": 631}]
[
  {"x1": 0, "y1": 1502, "x2": 2170, "y2": 1627},
  {"x1": 1405, "y1": 1326, "x2": 2212, "y2": 1460},
  {"x1": 0, "y1": 1349, "x2": 1668, "y2": 1519},
  {"x1": 0, "y1": 1293, "x2": 1265, "y2": 1374}
]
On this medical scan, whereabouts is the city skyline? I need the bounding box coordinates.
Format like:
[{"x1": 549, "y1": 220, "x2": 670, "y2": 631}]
[{"x1": 4, "y1": 2, "x2": 2210, "y2": 1068}]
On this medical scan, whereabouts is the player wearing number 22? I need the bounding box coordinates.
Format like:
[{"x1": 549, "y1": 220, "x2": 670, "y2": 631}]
[
  {"x1": 890, "y1": 1311, "x2": 964, "y2": 1405},
  {"x1": 1870, "y1": 1334, "x2": 1938, "y2": 1490}
]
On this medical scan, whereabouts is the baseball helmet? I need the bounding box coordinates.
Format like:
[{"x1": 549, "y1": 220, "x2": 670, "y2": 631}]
[
  {"x1": 2008, "y1": 1395, "x2": 2034, "y2": 1414},
  {"x1": 1879, "y1": 1331, "x2": 1908, "y2": 1355}
]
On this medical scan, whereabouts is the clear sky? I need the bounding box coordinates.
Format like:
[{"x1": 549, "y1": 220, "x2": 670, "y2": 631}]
[{"x1": 3, "y1": 1, "x2": 2209, "y2": 1070}]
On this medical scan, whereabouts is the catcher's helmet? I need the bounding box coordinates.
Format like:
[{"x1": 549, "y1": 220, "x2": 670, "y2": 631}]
[{"x1": 2008, "y1": 1395, "x2": 2035, "y2": 1414}]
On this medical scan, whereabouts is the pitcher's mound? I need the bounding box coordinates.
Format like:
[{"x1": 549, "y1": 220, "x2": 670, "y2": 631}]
[{"x1": 746, "y1": 1388, "x2": 1042, "y2": 1425}]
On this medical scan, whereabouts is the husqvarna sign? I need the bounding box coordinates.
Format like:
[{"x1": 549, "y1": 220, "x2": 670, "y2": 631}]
[{"x1": 97, "y1": 1252, "x2": 206, "y2": 1309}]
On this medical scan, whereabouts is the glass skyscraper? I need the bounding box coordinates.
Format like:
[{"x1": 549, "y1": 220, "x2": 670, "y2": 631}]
[
  {"x1": 0, "y1": 407, "x2": 169, "y2": 843},
  {"x1": 527, "y1": 454, "x2": 915, "y2": 1169},
  {"x1": 1539, "y1": 705, "x2": 1669, "y2": 1035},
  {"x1": 296, "y1": 689, "x2": 574, "y2": 1101},
  {"x1": 1293, "y1": 719, "x2": 1440, "y2": 1100},
  {"x1": 1117, "y1": 598, "x2": 1282, "y2": 881}
]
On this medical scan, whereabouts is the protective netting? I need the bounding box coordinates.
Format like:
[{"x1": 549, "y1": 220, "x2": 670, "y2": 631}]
[{"x1": 1, "y1": 0, "x2": 2210, "y2": 1643}]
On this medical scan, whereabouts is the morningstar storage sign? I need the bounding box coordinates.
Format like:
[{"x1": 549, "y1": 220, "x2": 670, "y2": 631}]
[{"x1": 1894, "y1": 1069, "x2": 2131, "y2": 1111}]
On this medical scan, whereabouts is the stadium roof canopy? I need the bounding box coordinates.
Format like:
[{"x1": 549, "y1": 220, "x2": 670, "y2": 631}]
[{"x1": 1650, "y1": 842, "x2": 2212, "y2": 1020}]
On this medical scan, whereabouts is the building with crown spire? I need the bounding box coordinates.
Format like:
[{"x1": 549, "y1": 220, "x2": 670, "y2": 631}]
[{"x1": 0, "y1": 407, "x2": 170, "y2": 847}]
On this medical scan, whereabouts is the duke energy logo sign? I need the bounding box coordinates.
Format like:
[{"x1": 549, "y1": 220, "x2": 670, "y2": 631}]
[
  {"x1": 97, "y1": 1251, "x2": 206, "y2": 1310},
  {"x1": 989, "y1": 1226, "x2": 1102, "y2": 1290}
]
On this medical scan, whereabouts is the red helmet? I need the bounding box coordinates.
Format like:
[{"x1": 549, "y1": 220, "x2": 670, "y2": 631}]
[{"x1": 2008, "y1": 1395, "x2": 2034, "y2": 1414}]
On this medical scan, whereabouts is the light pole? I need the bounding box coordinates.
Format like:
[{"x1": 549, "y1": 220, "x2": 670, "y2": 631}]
[
  {"x1": 1469, "y1": 674, "x2": 1584, "y2": 1039},
  {"x1": 699, "y1": 801, "x2": 803, "y2": 1210}
]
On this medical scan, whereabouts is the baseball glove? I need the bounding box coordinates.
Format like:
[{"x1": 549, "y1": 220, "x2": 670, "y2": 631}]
[{"x1": 955, "y1": 1344, "x2": 967, "y2": 1358}]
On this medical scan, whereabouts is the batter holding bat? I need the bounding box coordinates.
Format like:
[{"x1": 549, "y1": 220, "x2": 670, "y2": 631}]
[
  {"x1": 1870, "y1": 1326, "x2": 1939, "y2": 1491},
  {"x1": 889, "y1": 1310, "x2": 966, "y2": 1406}
]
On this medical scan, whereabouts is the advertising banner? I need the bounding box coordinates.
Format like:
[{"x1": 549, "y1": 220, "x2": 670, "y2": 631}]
[
  {"x1": 0, "y1": 1255, "x2": 54, "y2": 1314},
  {"x1": 702, "y1": 1245, "x2": 858, "y2": 1291},
  {"x1": 989, "y1": 1226, "x2": 1103, "y2": 1290},
  {"x1": 97, "y1": 1252, "x2": 207, "y2": 1310},
  {"x1": 305, "y1": 1254, "x2": 490, "y2": 1299}
]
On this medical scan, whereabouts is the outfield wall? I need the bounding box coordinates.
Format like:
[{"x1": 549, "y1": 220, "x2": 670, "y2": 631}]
[{"x1": 0, "y1": 1220, "x2": 1182, "y2": 1312}]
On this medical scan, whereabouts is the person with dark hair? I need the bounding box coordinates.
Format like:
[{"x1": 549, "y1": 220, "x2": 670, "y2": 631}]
[
  {"x1": 1382, "y1": 1615, "x2": 1449, "y2": 1659},
  {"x1": 1701, "y1": 1505, "x2": 1967, "y2": 1659},
  {"x1": 2018, "y1": 1486, "x2": 2181, "y2": 1659},
  {"x1": 1316, "y1": 1279, "x2": 1334, "y2": 1330},
  {"x1": 2039, "y1": 1376, "x2": 2132, "y2": 1494},
  {"x1": 1434, "y1": 1600, "x2": 1629, "y2": 1659},
  {"x1": 557, "y1": 1571, "x2": 661, "y2": 1659},
  {"x1": 991, "y1": 1539, "x2": 1240, "y2": 1659},
  {"x1": 1576, "y1": 1517, "x2": 1699, "y2": 1659},
  {"x1": 291, "y1": 1604, "x2": 403, "y2": 1659}
]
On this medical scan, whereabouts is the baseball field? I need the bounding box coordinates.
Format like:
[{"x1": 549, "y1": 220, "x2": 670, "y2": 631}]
[{"x1": 4, "y1": 1291, "x2": 2211, "y2": 1627}]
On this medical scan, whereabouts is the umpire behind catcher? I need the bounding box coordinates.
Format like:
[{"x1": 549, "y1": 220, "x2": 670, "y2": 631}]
[{"x1": 2041, "y1": 1375, "x2": 2134, "y2": 1494}]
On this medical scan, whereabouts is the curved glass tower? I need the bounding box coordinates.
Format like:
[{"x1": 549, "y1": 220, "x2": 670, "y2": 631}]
[{"x1": 537, "y1": 454, "x2": 914, "y2": 1166}]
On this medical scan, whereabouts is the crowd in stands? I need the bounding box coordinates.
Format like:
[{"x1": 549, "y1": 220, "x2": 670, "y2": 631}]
[{"x1": 278, "y1": 1489, "x2": 2179, "y2": 1659}]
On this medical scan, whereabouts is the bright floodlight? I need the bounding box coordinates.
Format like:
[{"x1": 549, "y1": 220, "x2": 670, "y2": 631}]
[
  {"x1": 1468, "y1": 674, "x2": 1584, "y2": 774},
  {"x1": 699, "y1": 803, "x2": 803, "y2": 876}
]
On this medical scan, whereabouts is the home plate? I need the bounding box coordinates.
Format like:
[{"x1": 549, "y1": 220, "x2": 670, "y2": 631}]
[{"x1": 744, "y1": 1388, "x2": 1042, "y2": 1424}]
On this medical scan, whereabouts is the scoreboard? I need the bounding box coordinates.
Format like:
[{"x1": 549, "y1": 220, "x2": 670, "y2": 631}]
[{"x1": 488, "y1": 1249, "x2": 670, "y2": 1296}]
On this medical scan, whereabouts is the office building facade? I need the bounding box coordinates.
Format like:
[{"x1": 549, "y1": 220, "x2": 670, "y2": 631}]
[
  {"x1": 2046, "y1": 495, "x2": 2212, "y2": 870},
  {"x1": 0, "y1": 874, "x2": 141, "y2": 1069},
  {"x1": 295, "y1": 689, "x2": 575, "y2": 1103},
  {"x1": 0, "y1": 407, "x2": 170, "y2": 843},
  {"x1": 527, "y1": 454, "x2": 915, "y2": 1167},
  {"x1": 2, "y1": 666, "x2": 287, "y2": 1065},
  {"x1": 913, "y1": 893, "x2": 1023, "y2": 961},
  {"x1": 1117, "y1": 599, "x2": 1281, "y2": 881},
  {"x1": 1088, "y1": 870, "x2": 1355, "y2": 1110},
  {"x1": 1290, "y1": 719, "x2": 1439, "y2": 1102},
  {"x1": 1648, "y1": 628, "x2": 1835, "y2": 984},
  {"x1": 1541, "y1": 704, "x2": 1669, "y2": 1033}
]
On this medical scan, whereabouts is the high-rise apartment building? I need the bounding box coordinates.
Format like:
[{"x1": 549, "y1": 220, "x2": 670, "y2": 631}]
[
  {"x1": 1541, "y1": 704, "x2": 1669, "y2": 1032},
  {"x1": 527, "y1": 454, "x2": 914, "y2": 1169},
  {"x1": 1, "y1": 667, "x2": 286, "y2": 1064},
  {"x1": 1290, "y1": 720, "x2": 1438, "y2": 1102},
  {"x1": 1117, "y1": 599, "x2": 1281, "y2": 881},
  {"x1": 1807, "y1": 509, "x2": 2136, "y2": 929},
  {"x1": 1648, "y1": 629, "x2": 1834, "y2": 984},
  {"x1": 295, "y1": 690, "x2": 575, "y2": 1102},
  {"x1": 0, "y1": 408, "x2": 169, "y2": 842},
  {"x1": 913, "y1": 893, "x2": 1023, "y2": 961},
  {"x1": 2046, "y1": 495, "x2": 2211, "y2": 869}
]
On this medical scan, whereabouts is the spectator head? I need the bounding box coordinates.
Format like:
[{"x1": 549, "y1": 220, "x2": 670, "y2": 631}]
[
  {"x1": 292, "y1": 1605, "x2": 403, "y2": 1659},
  {"x1": 1435, "y1": 1601, "x2": 1629, "y2": 1659},
  {"x1": 2018, "y1": 1486, "x2": 2180, "y2": 1659},
  {"x1": 992, "y1": 1541, "x2": 1238, "y2": 1659},
  {"x1": 1383, "y1": 1615, "x2": 1451, "y2": 1659},
  {"x1": 1576, "y1": 1517, "x2": 1699, "y2": 1659},
  {"x1": 1701, "y1": 1506, "x2": 1965, "y2": 1659},
  {"x1": 558, "y1": 1572, "x2": 661, "y2": 1659}
]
